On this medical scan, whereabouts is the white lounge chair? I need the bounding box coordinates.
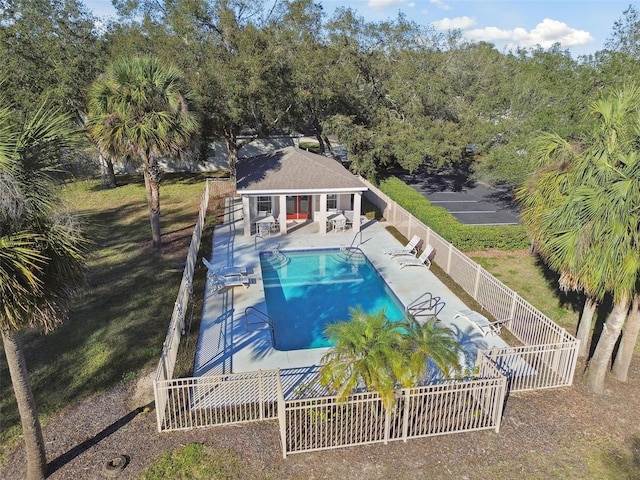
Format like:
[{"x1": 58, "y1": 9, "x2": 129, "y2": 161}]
[
  {"x1": 209, "y1": 273, "x2": 251, "y2": 294},
  {"x1": 203, "y1": 258, "x2": 251, "y2": 280},
  {"x1": 453, "y1": 309, "x2": 510, "y2": 336},
  {"x1": 383, "y1": 234, "x2": 422, "y2": 257},
  {"x1": 395, "y1": 244, "x2": 434, "y2": 269}
]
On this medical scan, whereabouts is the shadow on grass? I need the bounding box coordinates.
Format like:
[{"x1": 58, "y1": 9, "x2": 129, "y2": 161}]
[
  {"x1": 0, "y1": 180, "x2": 223, "y2": 450},
  {"x1": 598, "y1": 434, "x2": 640, "y2": 478},
  {"x1": 533, "y1": 255, "x2": 585, "y2": 315},
  {"x1": 85, "y1": 171, "x2": 230, "y2": 192}
]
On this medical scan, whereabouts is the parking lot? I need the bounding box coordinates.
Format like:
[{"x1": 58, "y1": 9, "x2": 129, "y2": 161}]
[{"x1": 398, "y1": 171, "x2": 520, "y2": 226}]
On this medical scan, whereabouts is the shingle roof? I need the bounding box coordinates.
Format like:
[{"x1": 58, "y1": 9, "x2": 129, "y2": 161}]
[{"x1": 236, "y1": 146, "x2": 366, "y2": 193}]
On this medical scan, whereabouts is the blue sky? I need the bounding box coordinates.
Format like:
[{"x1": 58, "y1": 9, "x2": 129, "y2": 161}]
[{"x1": 85, "y1": 0, "x2": 632, "y2": 57}]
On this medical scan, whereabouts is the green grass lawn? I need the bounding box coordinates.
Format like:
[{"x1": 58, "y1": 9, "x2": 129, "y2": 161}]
[
  {"x1": 0, "y1": 172, "x2": 223, "y2": 463},
  {"x1": 469, "y1": 250, "x2": 583, "y2": 333}
]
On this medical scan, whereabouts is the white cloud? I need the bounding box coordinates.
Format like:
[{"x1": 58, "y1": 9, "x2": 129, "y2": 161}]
[
  {"x1": 367, "y1": 0, "x2": 409, "y2": 8},
  {"x1": 429, "y1": 0, "x2": 451, "y2": 10},
  {"x1": 434, "y1": 17, "x2": 593, "y2": 49},
  {"x1": 432, "y1": 16, "x2": 476, "y2": 31}
]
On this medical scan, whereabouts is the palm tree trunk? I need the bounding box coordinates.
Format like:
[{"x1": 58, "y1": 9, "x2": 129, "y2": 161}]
[
  {"x1": 142, "y1": 167, "x2": 162, "y2": 249},
  {"x1": 1, "y1": 329, "x2": 47, "y2": 480},
  {"x1": 576, "y1": 296, "x2": 597, "y2": 357},
  {"x1": 585, "y1": 294, "x2": 630, "y2": 394},
  {"x1": 611, "y1": 294, "x2": 639, "y2": 381},
  {"x1": 99, "y1": 154, "x2": 116, "y2": 189}
]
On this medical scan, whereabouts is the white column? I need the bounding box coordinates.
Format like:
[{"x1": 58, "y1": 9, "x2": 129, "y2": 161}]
[
  {"x1": 353, "y1": 192, "x2": 362, "y2": 232},
  {"x1": 279, "y1": 195, "x2": 287, "y2": 234},
  {"x1": 319, "y1": 193, "x2": 328, "y2": 234},
  {"x1": 242, "y1": 195, "x2": 251, "y2": 237}
]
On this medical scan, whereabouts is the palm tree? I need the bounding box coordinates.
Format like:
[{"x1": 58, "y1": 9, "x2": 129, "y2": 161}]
[
  {"x1": 402, "y1": 316, "x2": 462, "y2": 384},
  {"x1": 319, "y1": 308, "x2": 408, "y2": 410},
  {"x1": 319, "y1": 309, "x2": 463, "y2": 410},
  {"x1": 517, "y1": 133, "x2": 602, "y2": 357},
  {"x1": 0, "y1": 102, "x2": 86, "y2": 480},
  {"x1": 516, "y1": 132, "x2": 603, "y2": 358},
  {"x1": 519, "y1": 85, "x2": 640, "y2": 394},
  {"x1": 86, "y1": 56, "x2": 198, "y2": 248}
]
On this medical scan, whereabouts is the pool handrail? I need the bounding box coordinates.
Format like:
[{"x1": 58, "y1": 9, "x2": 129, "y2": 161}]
[
  {"x1": 245, "y1": 306, "x2": 276, "y2": 347},
  {"x1": 405, "y1": 290, "x2": 446, "y2": 321}
]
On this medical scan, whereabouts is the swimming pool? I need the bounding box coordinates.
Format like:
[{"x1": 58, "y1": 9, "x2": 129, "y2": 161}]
[{"x1": 260, "y1": 248, "x2": 406, "y2": 351}]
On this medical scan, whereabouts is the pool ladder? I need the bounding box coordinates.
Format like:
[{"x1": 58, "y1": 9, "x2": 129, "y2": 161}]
[
  {"x1": 405, "y1": 291, "x2": 446, "y2": 323},
  {"x1": 337, "y1": 231, "x2": 366, "y2": 264},
  {"x1": 342, "y1": 230, "x2": 363, "y2": 252},
  {"x1": 254, "y1": 236, "x2": 289, "y2": 268},
  {"x1": 245, "y1": 306, "x2": 276, "y2": 347}
]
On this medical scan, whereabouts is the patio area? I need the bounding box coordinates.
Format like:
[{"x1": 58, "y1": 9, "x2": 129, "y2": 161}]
[{"x1": 194, "y1": 199, "x2": 510, "y2": 393}]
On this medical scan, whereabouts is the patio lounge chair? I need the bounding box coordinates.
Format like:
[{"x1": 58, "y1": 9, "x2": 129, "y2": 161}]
[
  {"x1": 203, "y1": 258, "x2": 251, "y2": 281},
  {"x1": 383, "y1": 234, "x2": 422, "y2": 257},
  {"x1": 453, "y1": 309, "x2": 510, "y2": 336},
  {"x1": 209, "y1": 273, "x2": 251, "y2": 294},
  {"x1": 395, "y1": 244, "x2": 434, "y2": 269}
]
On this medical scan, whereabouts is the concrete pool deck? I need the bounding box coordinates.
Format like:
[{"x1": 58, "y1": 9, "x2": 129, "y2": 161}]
[{"x1": 194, "y1": 200, "x2": 508, "y2": 391}]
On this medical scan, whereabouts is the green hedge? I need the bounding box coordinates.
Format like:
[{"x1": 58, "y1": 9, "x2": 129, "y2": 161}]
[{"x1": 379, "y1": 177, "x2": 530, "y2": 251}]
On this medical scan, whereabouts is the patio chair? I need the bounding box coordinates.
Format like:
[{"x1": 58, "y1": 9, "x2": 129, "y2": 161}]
[
  {"x1": 453, "y1": 309, "x2": 510, "y2": 336},
  {"x1": 203, "y1": 258, "x2": 251, "y2": 281},
  {"x1": 383, "y1": 234, "x2": 422, "y2": 257},
  {"x1": 257, "y1": 221, "x2": 272, "y2": 237},
  {"x1": 395, "y1": 244, "x2": 434, "y2": 269},
  {"x1": 344, "y1": 210, "x2": 355, "y2": 228},
  {"x1": 333, "y1": 217, "x2": 347, "y2": 233},
  {"x1": 209, "y1": 273, "x2": 251, "y2": 294}
]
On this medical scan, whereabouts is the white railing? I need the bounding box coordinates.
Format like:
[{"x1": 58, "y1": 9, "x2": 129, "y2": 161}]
[
  {"x1": 482, "y1": 342, "x2": 578, "y2": 391},
  {"x1": 360, "y1": 177, "x2": 579, "y2": 391},
  {"x1": 279, "y1": 354, "x2": 506, "y2": 457},
  {"x1": 156, "y1": 370, "x2": 281, "y2": 431}
]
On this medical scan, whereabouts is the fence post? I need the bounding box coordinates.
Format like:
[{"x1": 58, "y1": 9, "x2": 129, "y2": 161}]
[
  {"x1": 495, "y1": 377, "x2": 507, "y2": 433},
  {"x1": 473, "y1": 264, "x2": 481, "y2": 299},
  {"x1": 401, "y1": 389, "x2": 410, "y2": 442},
  {"x1": 384, "y1": 403, "x2": 391, "y2": 445},
  {"x1": 276, "y1": 371, "x2": 288, "y2": 458},
  {"x1": 509, "y1": 291, "x2": 518, "y2": 320},
  {"x1": 408, "y1": 213, "x2": 413, "y2": 239},
  {"x1": 446, "y1": 243, "x2": 453, "y2": 275},
  {"x1": 154, "y1": 380, "x2": 163, "y2": 432},
  {"x1": 259, "y1": 370, "x2": 264, "y2": 420}
]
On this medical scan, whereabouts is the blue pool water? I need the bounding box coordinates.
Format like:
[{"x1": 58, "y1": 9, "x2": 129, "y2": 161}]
[{"x1": 260, "y1": 248, "x2": 406, "y2": 351}]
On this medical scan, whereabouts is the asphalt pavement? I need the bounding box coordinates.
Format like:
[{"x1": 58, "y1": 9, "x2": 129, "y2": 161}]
[{"x1": 398, "y1": 171, "x2": 520, "y2": 226}]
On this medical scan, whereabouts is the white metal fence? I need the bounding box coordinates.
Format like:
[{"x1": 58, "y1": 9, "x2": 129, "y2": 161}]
[
  {"x1": 361, "y1": 177, "x2": 579, "y2": 392},
  {"x1": 156, "y1": 370, "x2": 281, "y2": 431},
  {"x1": 278, "y1": 354, "x2": 506, "y2": 457}
]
